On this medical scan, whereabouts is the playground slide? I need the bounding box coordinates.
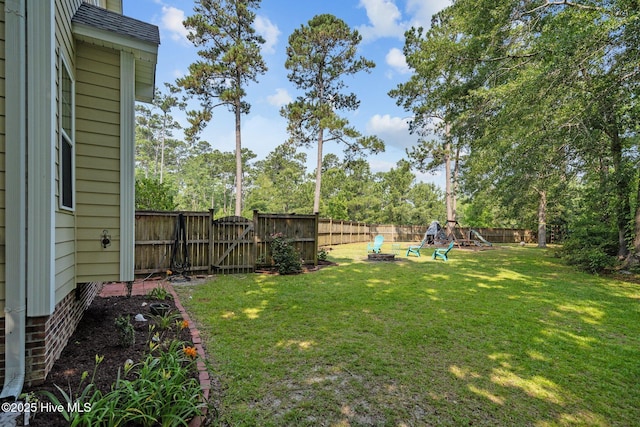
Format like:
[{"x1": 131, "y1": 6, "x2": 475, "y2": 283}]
[{"x1": 470, "y1": 229, "x2": 492, "y2": 246}]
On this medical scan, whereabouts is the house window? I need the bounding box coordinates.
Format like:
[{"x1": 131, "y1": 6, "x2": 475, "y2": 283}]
[{"x1": 60, "y1": 59, "x2": 74, "y2": 210}]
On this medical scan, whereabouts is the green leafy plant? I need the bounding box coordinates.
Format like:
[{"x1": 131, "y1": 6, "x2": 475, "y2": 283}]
[
  {"x1": 148, "y1": 311, "x2": 181, "y2": 331},
  {"x1": 41, "y1": 343, "x2": 205, "y2": 427},
  {"x1": 93, "y1": 340, "x2": 204, "y2": 426},
  {"x1": 269, "y1": 233, "x2": 302, "y2": 275},
  {"x1": 135, "y1": 176, "x2": 177, "y2": 211},
  {"x1": 317, "y1": 247, "x2": 328, "y2": 262},
  {"x1": 40, "y1": 355, "x2": 105, "y2": 426},
  {"x1": 560, "y1": 217, "x2": 618, "y2": 273},
  {"x1": 147, "y1": 285, "x2": 173, "y2": 301},
  {"x1": 114, "y1": 315, "x2": 135, "y2": 348}
]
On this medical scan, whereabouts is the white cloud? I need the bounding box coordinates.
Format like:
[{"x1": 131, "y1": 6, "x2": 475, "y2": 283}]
[
  {"x1": 369, "y1": 151, "x2": 445, "y2": 186},
  {"x1": 367, "y1": 114, "x2": 418, "y2": 149},
  {"x1": 405, "y1": 0, "x2": 452, "y2": 30},
  {"x1": 161, "y1": 6, "x2": 190, "y2": 43},
  {"x1": 267, "y1": 88, "x2": 292, "y2": 107},
  {"x1": 385, "y1": 47, "x2": 410, "y2": 74},
  {"x1": 357, "y1": 0, "x2": 408, "y2": 42},
  {"x1": 255, "y1": 16, "x2": 280, "y2": 55},
  {"x1": 368, "y1": 157, "x2": 398, "y2": 174},
  {"x1": 367, "y1": 113, "x2": 409, "y2": 134}
]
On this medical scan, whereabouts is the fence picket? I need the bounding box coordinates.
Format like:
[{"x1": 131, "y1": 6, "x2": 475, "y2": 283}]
[{"x1": 134, "y1": 211, "x2": 539, "y2": 276}]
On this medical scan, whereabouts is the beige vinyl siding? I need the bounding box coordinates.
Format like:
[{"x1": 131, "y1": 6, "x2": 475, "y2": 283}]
[
  {"x1": 56, "y1": 0, "x2": 80, "y2": 72},
  {"x1": 55, "y1": 214, "x2": 75, "y2": 297},
  {"x1": 0, "y1": 2, "x2": 5, "y2": 314},
  {"x1": 105, "y1": 0, "x2": 122, "y2": 14},
  {"x1": 81, "y1": 0, "x2": 122, "y2": 13},
  {"x1": 75, "y1": 42, "x2": 121, "y2": 282},
  {"x1": 54, "y1": 210, "x2": 75, "y2": 302},
  {"x1": 53, "y1": 0, "x2": 82, "y2": 303}
]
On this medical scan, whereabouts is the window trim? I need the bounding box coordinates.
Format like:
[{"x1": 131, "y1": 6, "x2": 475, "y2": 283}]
[{"x1": 59, "y1": 55, "x2": 75, "y2": 211}]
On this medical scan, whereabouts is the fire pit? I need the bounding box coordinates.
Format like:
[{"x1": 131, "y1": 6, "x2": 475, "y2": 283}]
[{"x1": 367, "y1": 253, "x2": 396, "y2": 261}]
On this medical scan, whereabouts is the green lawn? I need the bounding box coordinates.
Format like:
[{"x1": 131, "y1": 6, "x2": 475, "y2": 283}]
[{"x1": 175, "y1": 244, "x2": 640, "y2": 426}]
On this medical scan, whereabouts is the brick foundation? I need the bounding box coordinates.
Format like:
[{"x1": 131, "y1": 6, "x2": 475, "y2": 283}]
[{"x1": 0, "y1": 282, "x2": 102, "y2": 387}]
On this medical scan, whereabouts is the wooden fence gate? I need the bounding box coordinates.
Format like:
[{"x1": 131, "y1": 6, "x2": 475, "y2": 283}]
[
  {"x1": 210, "y1": 216, "x2": 255, "y2": 274},
  {"x1": 134, "y1": 210, "x2": 537, "y2": 277}
]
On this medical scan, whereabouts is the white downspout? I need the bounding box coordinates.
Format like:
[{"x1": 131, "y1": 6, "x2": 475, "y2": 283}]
[{"x1": 1, "y1": 0, "x2": 27, "y2": 399}]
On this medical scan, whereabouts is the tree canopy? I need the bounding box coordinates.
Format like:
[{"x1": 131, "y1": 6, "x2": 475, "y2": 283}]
[
  {"x1": 390, "y1": 0, "x2": 639, "y2": 259},
  {"x1": 177, "y1": 0, "x2": 267, "y2": 216},
  {"x1": 282, "y1": 14, "x2": 385, "y2": 213},
  {"x1": 134, "y1": 0, "x2": 640, "y2": 270}
]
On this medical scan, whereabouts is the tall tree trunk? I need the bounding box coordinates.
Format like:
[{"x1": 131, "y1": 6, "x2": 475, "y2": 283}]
[
  {"x1": 537, "y1": 189, "x2": 547, "y2": 248},
  {"x1": 453, "y1": 144, "x2": 460, "y2": 226},
  {"x1": 235, "y1": 103, "x2": 243, "y2": 216},
  {"x1": 154, "y1": 147, "x2": 159, "y2": 178},
  {"x1": 623, "y1": 172, "x2": 640, "y2": 267},
  {"x1": 313, "y1": 129, "x2": 324, "y2": 214},
  {"x1": 160, "y1": 114, "x2": 166, "y2": 184},
  {"x1": 610, "y1": 128, "x2": 629, "y2": 257},
  {"x1": 444, "y1": 122, "x2": 455, "y2": 238}
]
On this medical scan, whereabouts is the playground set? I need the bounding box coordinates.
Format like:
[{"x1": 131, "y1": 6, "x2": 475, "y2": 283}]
[
  {"x1": 368, "y1": 219, "x2": 493, "y2": 261},
  {"x1": 406, "y1": 220, "x2": 492, "y2": 252}
]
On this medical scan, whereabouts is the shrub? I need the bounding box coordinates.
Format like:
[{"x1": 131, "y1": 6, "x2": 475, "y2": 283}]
[
  {"x1": 114, "y1": 316, "x2": 135, "y2": 348},
  {"x1": 560, "y1": 218, "x2": 618, "y2": 273},
  {"x1": 270, "y1": 233, "x2": 302, "y2": 275},
  {"x1": 563, "y1": 246, "x2": 617, "y2": 273}
]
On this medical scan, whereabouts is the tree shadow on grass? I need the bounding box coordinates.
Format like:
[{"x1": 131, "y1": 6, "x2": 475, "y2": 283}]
[{"x1": 177, "y1": 246, "x2": 640, "y2": 426}]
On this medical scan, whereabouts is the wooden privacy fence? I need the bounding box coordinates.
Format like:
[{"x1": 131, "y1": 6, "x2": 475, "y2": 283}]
[
  {"x1": 459, "y1": 227, "x2": 535, "y2": 244},
  {"x1": 210, "y1": 215, "x2": 255, "y2": 274},
  {"x1": 134, "y1": 211, "x2": 538, "y2": 276},
  {"x1": 367, "y1": 224, "x2": 536, "y2": 244},
  {"x1": 317, "y1": 221, "x2": 537, "y2": 246},
  {"x1": 134, "y1": 211, "x2": 210, "y2": 276},
  {"x1": 134, "y1": 210, "x2": 319, "y2": 276},
  {"x1": 318, "y1": 219, "x2": 370, "y2": 246},
  {"x1": 254, "y1": 211, "x2": 319, "y2": 269}
]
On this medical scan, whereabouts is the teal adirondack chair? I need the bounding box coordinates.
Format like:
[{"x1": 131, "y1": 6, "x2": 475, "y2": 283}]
[
  {"x1": 406, "y1": 238, "x2": 428, "y2": 257},
  {"x1": 367, "y1": 235, "x2": 384, "y2": 253},
  {"x1": 432, "y1": 241, "x2": 455, "y2": 261}
]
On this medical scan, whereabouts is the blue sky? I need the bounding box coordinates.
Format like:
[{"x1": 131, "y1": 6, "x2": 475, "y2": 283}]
[{"x1": 123, "y1": 0, "x2": 450, "y2": 187}]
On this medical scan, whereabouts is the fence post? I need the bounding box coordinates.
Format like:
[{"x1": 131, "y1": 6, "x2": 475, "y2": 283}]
[
  {"x1": 314, "y1": 212, "x2": 319, "y2": 266},
  {"x1": 329, "y1": 218, "x2": 333, "y2": 246},
  {"x1": 208, "y1": 209, "x2": 215, "y2": 274},
  {"x1": 253, "y1": 210, "x2": 259, "y2": 266}
]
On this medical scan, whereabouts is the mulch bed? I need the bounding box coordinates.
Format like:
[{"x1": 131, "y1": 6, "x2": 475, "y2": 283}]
[{"x1": 20, "y1": 295, "x2": 192, "y2": 427}]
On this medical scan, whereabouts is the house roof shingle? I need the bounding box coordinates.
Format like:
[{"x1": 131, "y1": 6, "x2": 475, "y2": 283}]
[{"x1": 72, "y1": 2, "x2": 160, "y2": 46}]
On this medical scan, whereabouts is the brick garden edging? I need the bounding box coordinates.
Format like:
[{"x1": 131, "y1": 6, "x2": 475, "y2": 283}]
[
  {"x1": 168, "y1": 285, "x2": 211, "y2": 427},
  {"x1": 100, "y1": 280, "x2": 212, "y2": 426}
]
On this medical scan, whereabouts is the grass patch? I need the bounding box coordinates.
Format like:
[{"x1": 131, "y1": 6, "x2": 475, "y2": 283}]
[{"x1": 175, "y1": 244, "x2": 640, "y2": 426}]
